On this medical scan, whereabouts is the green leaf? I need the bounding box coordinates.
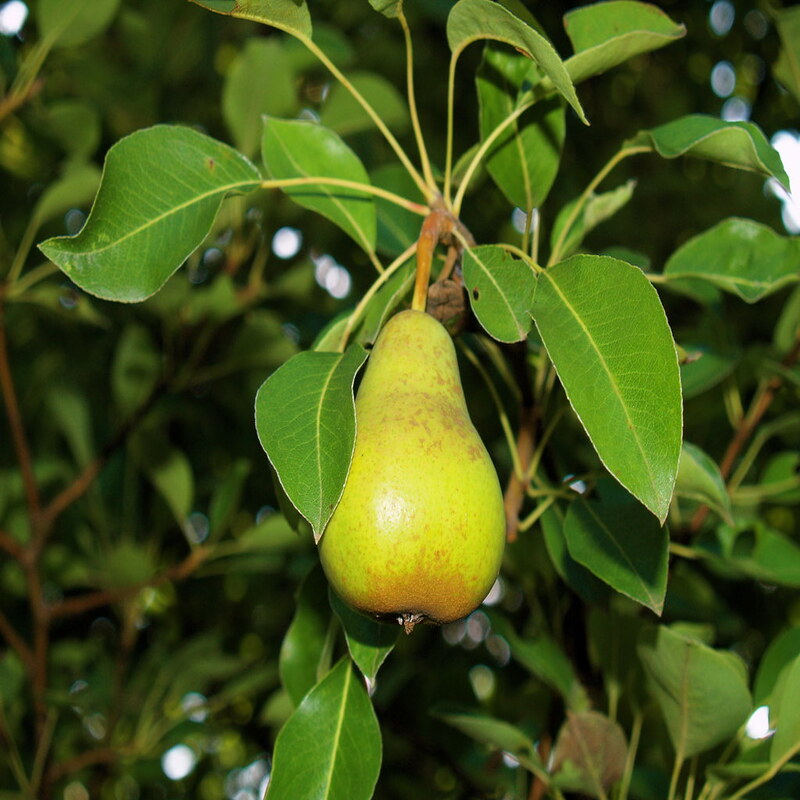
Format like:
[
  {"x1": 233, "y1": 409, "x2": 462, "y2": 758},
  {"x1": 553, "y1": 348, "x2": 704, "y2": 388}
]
[
  {"x1": 254, "y1": 345, "x2": 369, "y2": 541},
  {"x1": 187, "y1": 0, "x2": 312, "y2": 38},
  {"x1": 265, "y1": 658, "x2": 381, "y2": 800},
  {"x1": 130, "y1": 430, "x2": 194, "y2": 531},
  {"x1": 46, "y1": 386, "x2": 93, "y2": 468},
  {"x1": 368, "y1": 0, "x2": 402, "y2": 17},
  {"x1": 371, "y1": 164, "x2": 421, "y2": 258},
  {"x1": 532, "y1": 255, "x2": 682, "y2": 522},
  {"x1": 447, "y1": 0, "x2": 587, "y2": 124},
  {"x1": 320, "y1": 72, "x2": 409, "y2": 137},
  {"x1": 38, "y1": 125, "x2": 261, "y2": 302},
  {"x1": 628, "y1": 115, "x2": 789, "y2": 189},
  {"x1": 489, "y1": 612, "x2": 589, "y2": 710},
  {"x1": 42, "y1": 101, "x2": 101, "y2": 160},
  {"x1": 111, "y1": 323, "x2": 160, "y2": 416},
  {"x1": 770, "y1": 654, "x2": 800, "y2": 763},
  {"x1": 37, "y1": 0, "x2": 121, "y2": 48},
  {"x1": 329, "y1": 590, "x2": 399, "y2": 681},
  {"x1": 355, "y1": 257, "x2": 415, "y2": 346},
  {"x1": 774, "y1": 6, "x2": 800, "y2": 106},
  {"x1": 462, "y1": 245, "x2": 536, "y2": 343},
  {"x1": 564, "y1": 493, "x2": 668, "y2": 614},
  {"x1": 680, "y1": 345, "x2": 737, "y2": 399},
  {"x1": 223, "y1": 38, "x2": 296, "y2": 158},
  {"x1": 564, "y1": 1, "x2": 685, "y2": 84},
  {"x1": 637, "y1": 625, "x2": 752, "y2": 758},
  {"x1": 32, "y1": 161, "x2": 102, "y2": 231},
  {"x1": 663, "y1": 218, "x2": 800, "y2": 304},
  {"x1": 280, "y1": 565, "x2": 334, "y2": 707},
  {"x1": 675, "y1": 442, "x2": 732, "y2": 525},
  {"x1": 208, "y1": 458, "x2": 251, "y2": 536},
  {"x1": 262, "y1": 117, "x2": 377, "y2": 253},
  {"x1": 775, "y1": 285, "x2": 800, "y2": 353},
  {"x1": 550, "y1": 180, "x2": 636, "y2": 259},
  {"x1": 550, "y1": 711, "x2": 628, "y2": 798},
  {"x1": 754, "y1": 627, "x2": 800, "y2": 705},
  {"x1": 476, "y1": 45, "x2": 565, "y2": 210},
  {"x1": 434, "y1": 707, "x2": 546, "y2": 775}
]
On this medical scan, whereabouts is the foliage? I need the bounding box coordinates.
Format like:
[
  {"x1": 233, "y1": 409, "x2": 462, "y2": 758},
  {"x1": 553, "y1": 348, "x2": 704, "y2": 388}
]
[{"x1": 1, "y1": 1, "x2": 799, "y2": 799}]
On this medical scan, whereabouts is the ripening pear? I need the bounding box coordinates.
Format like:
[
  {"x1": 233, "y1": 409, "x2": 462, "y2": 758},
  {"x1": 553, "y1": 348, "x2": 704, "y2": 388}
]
[{"x1": 319, "y1": 309, "x2": 505, "y2": 632}]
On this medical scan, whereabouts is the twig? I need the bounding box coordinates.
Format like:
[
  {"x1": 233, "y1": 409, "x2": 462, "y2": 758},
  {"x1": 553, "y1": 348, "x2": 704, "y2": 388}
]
[
  {"x1": 46, "y1": 747, "x2": 118, "y2": 784},
  {"x1": 0, "y1": 79, "x2": 43, "y2": 124},
  {"x1": 0, "y1": 528, "x2": 25, "y2": 560},
  {"x1": 48, "y1": 546, "x2": 210, "y2": 620},
  {"x1": 0, "y1": 608, "x2": 35, "y2": 670},
  {"x1": 690, "y1": 332, "x2": 800, "y2": 531},
  {"x1": 0, "y1": 297, "x2": 41, "y2": 527}
]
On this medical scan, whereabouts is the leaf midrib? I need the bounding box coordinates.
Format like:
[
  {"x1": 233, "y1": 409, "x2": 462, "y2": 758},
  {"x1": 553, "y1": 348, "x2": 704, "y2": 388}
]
[{"x1": 322, "y1": 663, "x2": 352, "y2": 800}]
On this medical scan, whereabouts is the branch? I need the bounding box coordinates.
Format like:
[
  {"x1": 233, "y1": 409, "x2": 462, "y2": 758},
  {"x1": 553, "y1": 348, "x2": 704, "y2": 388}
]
[
  {"x1": 0, "y1": 79, "x2": 43, "y2": 124},
  {"x1": 48, "y1": 546, "x2": 210, "y2": 621},
  {"x1": 0, "y1": 528, "x2": 25, "y2": 560},
  {"x1": 0, "y1": 297, "x2": 41, "y2": 526},
  {"x1": 0, "y1": 608, "x2": 35, "y2": 670},
  {"x1": 690, "y1": 332, "x2": 800, "y2": 531},
  {"x1": 46, "y1": 747, "x2": 118, "y2": 784}
]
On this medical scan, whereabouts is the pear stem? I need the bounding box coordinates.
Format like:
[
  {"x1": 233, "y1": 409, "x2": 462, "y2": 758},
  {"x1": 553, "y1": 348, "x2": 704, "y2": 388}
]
[
  {"x1": 412, "y1": 207, "x2": 454, "y2": 312},
  {"x1": 399, "y1": 612, "x2": 424, "y2": 634}
]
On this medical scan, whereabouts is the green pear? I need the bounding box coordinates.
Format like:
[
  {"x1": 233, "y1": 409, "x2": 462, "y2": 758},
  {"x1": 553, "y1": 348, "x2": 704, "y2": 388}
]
[{"x1": 319, "y1": 309, "x2": 505, "y2": 632}]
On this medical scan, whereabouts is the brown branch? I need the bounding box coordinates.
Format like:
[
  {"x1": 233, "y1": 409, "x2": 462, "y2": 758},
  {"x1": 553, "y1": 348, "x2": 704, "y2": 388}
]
[
  {"x1": 0, "y1": 607, "x2": 35, "y2": 670},
  {"x1": 690, "y1": 332, "x2": 800, "y2": 531},
  {"x1": 0, "y1": 297, "x2": 42, "y2": 527},
  {"x1": 0, "y1": 79, "x2": 43, "y2": 124},
  {"x1": 46, "y1": 747, "x2": 118, "y2": 784},
  {"x1": 48, "y1": 546, "x2": 210, "y2": 621},
  {"x1": 37, "y1": 380, "x2": 166, "y2": 546},
  {"x1": 0, "y1": 528, "x2": 25, "y2": 561}
]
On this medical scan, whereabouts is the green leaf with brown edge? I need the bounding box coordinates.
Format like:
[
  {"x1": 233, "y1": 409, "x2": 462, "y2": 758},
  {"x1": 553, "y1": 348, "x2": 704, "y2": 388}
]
[
  {"x1": 329, "y1": 590, "x2": 399, "y2": 681},
  {"x1": 663, "y1": 218, "x2": 800, "y2": 304},
  {"x1": 265, "y1": 658, "x2": 381, "y2": 800},
  {"x1": 462, "y1": 245, "x2": 536, "y2": 343},
  {"x1": 38, "y1": 125, "x2": 261, "y2": 302},
  {"x1": 564, "y1": 1, "x2": 685, "y2": 84},
  {"x1": 262, "y1": 116, "x2": 377, "y2": 254},
  {"x1": 532, "y1": 255, "x2": 682, "y2": 523},
  {"x1": 223, "y1": 38, "x2": 297, "y2": 158},
  {"x1": 564, "y1": 492, "x2": 668, "y2": 614},
  {"x1": 255, "y1": 345, "x2": 368, "y2": 542},
  {"x1": 280, "y1": 565, "x2": 334, "y2": 707},
  {"x1": 774, "y1": 5, "x2": 800, "y2": 106},
  {"x1": 675, "y1": 441, "x2": 732, "y2": 525},
  {"x1": 637, "y1": 625, "x2": 752, "y2": 758},
  {"x1": 187, "y1": 0, "x2": 312, "y2": 38},
  {"x1": 447, "y1": 0, "x2": 587, "y2": 124},
  {"x1": 550, "y1": 711, "x2": 628, "y2": 798},
  {"x1": 477, "y1": 44, "x2": 565, "y2": 211},
  {"x1": 628, "y1": 115, "x2": 789, "y2": 189}
]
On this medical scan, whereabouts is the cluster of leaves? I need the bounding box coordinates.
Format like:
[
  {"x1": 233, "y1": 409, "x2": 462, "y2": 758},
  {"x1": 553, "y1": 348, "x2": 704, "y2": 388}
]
[{"x1": 1, "y1": 1, "x2": 800, "y2": 799}]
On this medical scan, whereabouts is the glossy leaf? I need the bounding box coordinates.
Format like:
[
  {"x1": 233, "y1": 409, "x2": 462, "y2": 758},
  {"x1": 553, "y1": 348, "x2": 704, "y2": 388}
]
[
  {"x1": 477, "y1": 45, "x2": 565, "y2": 210},
  {"x1": 435, "y1": 708, "x2": 546, "y2": 775},
  {"x1": 320, "y1": 72, "x2": 409, "y2": 137},
  {"x1": 664, "y1": 218, "x2": 800, "y2": 303},
  {"x1": 564, "y1": 1, "x2": 685, "y2": 84},
  {"x1": 37, "y1": 0, "x2": 121, "y2": 48},
  {"x1": 675, "y1": 442, "x2": 732, "y2": 525},
  {"x1": 532, "y1": 255, "x2": 682, "y2": 522},
  {"x1": 774, "y1": 6, "x2": 800, "y2": 105},
  {"x1": 628, "y1": 115, "x2": 789, "y2": 188},
  {"x1": 771, "y1": 654, "x2": 800, "y2": 763},
  {"x1": 265, "y1": 658, "x2": 381, "y2": 800},
  {"x1": 550, "y1": 180, "x2": 636, "y2": 259},
  {"x1": 262, "y1": 117, "x2": 377, "y2": 253},
  {"x1": 187, "y1": 0, "x2": 312, "y2": 38},
  {"x1": 447, "y1": 0, "x2": 586, "y2": 124},
  {"x1": 254, "y1": 345, "x2": 369, "y2": 541},
  {"x1": 39, "y1": 126, "x2": 261, "y2": 302},
  {"x1": 564, "y1": 493, "x2": 668, "y2": 614},
  {"x1": 550, "y1": 711, "x2": 628, "y2": 797},
  {"x1": 638, "y1": 625, "x2": 752, "y2": 758},
  {"x1": 329, "y1": 590, "x2": 399, "y2": 681},
  {"x1": 462, "y1": 245, "x2": 536, "y2": 343},
  {"x1": 223, "y1": 38, "x2": 296, "y2": 157},
  {"x1": 280, "y1": 565, "x2": 334, "y2": 707}
]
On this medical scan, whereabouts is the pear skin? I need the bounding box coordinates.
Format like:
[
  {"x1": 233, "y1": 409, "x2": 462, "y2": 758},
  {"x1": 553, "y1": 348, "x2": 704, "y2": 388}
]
[{"x1": 319, "y1": 309, "x2": 505, "y2": 631}]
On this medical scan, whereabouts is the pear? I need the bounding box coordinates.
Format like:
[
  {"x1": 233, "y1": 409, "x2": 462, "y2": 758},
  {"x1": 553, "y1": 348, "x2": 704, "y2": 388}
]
[{"x1": 319, "y1": 309, "x2": 505, "y2": 632}]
